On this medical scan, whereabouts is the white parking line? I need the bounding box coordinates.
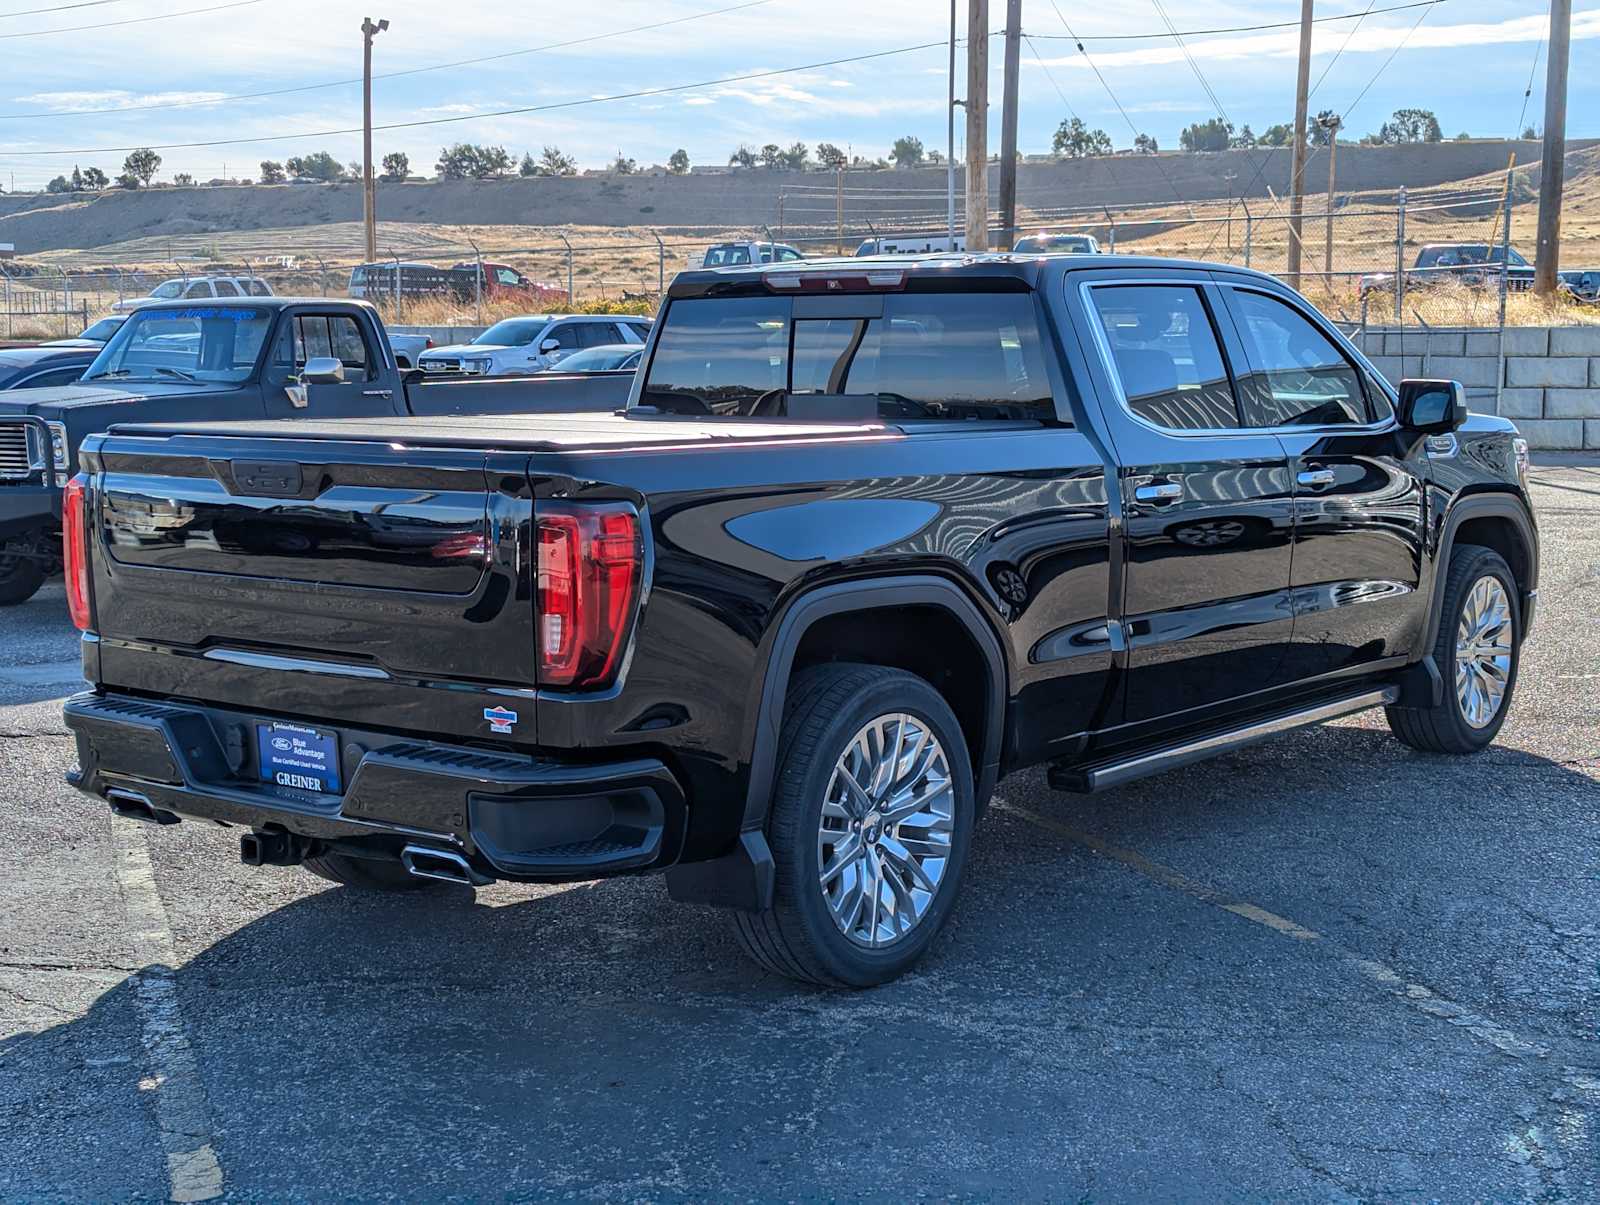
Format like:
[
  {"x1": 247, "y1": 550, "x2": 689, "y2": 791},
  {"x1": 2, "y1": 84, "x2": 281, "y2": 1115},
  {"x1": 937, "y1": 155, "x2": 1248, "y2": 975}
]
[{"x1": 111, "y1": 823, "x2": 224, "y2": 1203}]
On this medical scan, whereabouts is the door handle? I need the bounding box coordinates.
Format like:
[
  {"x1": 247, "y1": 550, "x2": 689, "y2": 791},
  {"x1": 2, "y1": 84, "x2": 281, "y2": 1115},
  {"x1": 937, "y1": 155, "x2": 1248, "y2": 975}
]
[
  {"x1": 1297, "y1": 468, "x2": 1336, "y2": 488},
  {"x1": 363, "y1": 389, "x2": 394, "y2": 399},
  {"x1": 1133, "y1": 482, "x2": 1183, "y2": 503}
]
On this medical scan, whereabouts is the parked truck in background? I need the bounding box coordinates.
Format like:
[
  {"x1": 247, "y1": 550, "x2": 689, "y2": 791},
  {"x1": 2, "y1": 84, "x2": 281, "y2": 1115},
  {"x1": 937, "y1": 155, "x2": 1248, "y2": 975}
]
[
  {"x1": 62, "y1": 253, "x2": 1536, "y2": 987},
  {"x1": 1359, "y1": 243, "x2": 1535, "y2": 297},
  {"x1": 0, "y1": 297, "x2": 639, "y2": 604}
]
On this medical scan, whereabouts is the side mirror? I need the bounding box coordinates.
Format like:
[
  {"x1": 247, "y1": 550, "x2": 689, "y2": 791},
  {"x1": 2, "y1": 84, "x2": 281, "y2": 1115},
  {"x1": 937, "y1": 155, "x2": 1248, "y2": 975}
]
[
  {"x1": 301, "y1": 357, "x2": 345, "y2": 385},
  {"x1": 1397, "y1": 378, "x2": 1467, "y2": 435},
  {"x1": 539, "y1": 338, "x2": 561, "y2": 354}
]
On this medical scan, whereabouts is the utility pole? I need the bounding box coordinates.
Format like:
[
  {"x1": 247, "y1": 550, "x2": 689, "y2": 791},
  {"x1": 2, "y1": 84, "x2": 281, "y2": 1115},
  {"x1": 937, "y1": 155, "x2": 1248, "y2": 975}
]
[
  {"x1": 998, "y1": 0, "x2": 1021, "y2": 250},
  {"x1": 1534, "y1": 0, "x2": 1571, "y2": 295},
  {"x1": 947, "y1": 0, "x2": 958, "y2": 244},
  {"x1": 1320, "y1": 113, "x2": 1342, "y2": 292},
  {"x1": 836, "y1": 164, "x2": 845, "y2": 255},
  {"x1": 361, "y1": 16, "x2": 389, "y2": 265},
  {"x1": 965, "y1": 0, "x2": 989, "y2": 252},
  {"x1": 1285, "y1": 0, "x2": 1314, "y2": 288}
]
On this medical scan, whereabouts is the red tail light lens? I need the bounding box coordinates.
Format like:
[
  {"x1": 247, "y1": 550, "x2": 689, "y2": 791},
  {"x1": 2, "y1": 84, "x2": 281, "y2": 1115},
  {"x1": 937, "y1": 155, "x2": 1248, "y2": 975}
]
[
  {"x1": 62, "y1": 473, "x2": 92, "y2": 631},
  {"x1": 536, "y1": 503, "x2": 642, "y2": 689}
]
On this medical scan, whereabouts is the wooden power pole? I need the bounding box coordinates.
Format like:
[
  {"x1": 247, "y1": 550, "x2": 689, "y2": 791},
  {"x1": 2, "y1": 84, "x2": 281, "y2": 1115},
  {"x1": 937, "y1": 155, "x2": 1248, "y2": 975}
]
[
  {"x1": 1534, "y1": 0, "x2": 1571, "y2": 295},
  {"x1": 965, "y1": 0, "x2": 989, "y2": 252},
  {"x1": 361, "y1": 16, "x2": 388, "y2": 265},
  {"x1": 998, "y1": 0, "x2": 1021, "y2": 251},
  {"x1": 1285, "y1": 0, "x2": 1314, "y2": 288}
]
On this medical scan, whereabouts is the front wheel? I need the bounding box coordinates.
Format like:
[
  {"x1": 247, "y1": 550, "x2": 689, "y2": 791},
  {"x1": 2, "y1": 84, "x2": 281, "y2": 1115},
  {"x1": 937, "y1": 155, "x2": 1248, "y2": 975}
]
[
  {"x1": 0, "y1": 551, "x2": 45, "y2": 606},
  {"x1": 1387, "y1": 543, "x2": 1520, "y2": 754},
  {"x1": 732, "y1": 664, "x2": 975, "y2": 988}
]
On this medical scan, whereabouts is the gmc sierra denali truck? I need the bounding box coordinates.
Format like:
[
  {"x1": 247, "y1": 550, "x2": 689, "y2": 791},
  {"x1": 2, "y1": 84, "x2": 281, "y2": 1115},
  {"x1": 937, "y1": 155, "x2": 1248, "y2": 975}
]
[
  {"x1": 62, "y1": 254, "x2": 1538, "y2": 987},
  {"x1": 0, "y1": 297, "x2": 634, "y2": 605}
]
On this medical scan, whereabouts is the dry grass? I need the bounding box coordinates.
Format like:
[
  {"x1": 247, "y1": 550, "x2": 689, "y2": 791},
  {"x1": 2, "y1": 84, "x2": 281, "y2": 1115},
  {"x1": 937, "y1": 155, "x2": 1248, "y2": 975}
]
[{"x1": 370, "y1": 293, "x2": 655, "y2": 328}]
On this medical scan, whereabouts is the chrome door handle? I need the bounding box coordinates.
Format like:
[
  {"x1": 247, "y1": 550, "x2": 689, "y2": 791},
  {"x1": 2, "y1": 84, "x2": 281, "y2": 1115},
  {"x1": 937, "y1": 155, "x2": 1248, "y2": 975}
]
[
  {"x1": 1133, "y1": 482, "x2": 1183, "y2": 503},
  {"x1": 363, "y1": 389, "x2": 394, "y2": 399},
  {"x1": 1297, "y1": 469, "x2": 1336, "y2": 488}
]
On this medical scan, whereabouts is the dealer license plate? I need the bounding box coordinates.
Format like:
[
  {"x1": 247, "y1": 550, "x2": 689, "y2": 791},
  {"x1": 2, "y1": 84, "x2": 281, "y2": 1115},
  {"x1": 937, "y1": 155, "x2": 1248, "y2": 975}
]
[{"x1": 257, "y1": 721, "x2": 342, "y2": 794}]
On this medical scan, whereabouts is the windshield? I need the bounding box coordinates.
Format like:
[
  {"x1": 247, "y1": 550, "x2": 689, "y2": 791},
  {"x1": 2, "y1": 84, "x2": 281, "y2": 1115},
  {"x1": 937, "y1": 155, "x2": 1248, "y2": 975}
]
[
  {"x1": 150, "y1": 281, "x2": 184, "y2": 299},
  {"x1": 1015, "y1": 234, "x2": 1093, "y2": 253},
  {"x1": 79, "y1": 317, "x2": 124, "y2": 341},
  {"x1": 553, "y1": 345, "x2": 636, "y2": 372},
  {"x1": 473, "y1": 318, "x2": 549, "y2": 347},
  {"x1": 639, "y1": 293, "x2": 1053, "y2": 421},
  {"x1": 84, "y1": 306, "x2": 275, "y2": 384}
]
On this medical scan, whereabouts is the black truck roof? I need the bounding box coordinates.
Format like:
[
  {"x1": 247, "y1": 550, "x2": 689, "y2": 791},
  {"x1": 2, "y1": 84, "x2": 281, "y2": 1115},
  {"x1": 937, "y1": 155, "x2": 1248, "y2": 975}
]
[{"x1": 667, "y1": 251, "x2": 1278, "y2": 297}]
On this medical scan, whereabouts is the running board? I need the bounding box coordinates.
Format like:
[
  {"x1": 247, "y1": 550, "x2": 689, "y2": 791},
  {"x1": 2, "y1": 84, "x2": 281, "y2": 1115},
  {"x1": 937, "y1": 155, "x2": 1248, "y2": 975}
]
[{"x1": 1047, "y1": 687, "x2": 1400, "y2": 794}]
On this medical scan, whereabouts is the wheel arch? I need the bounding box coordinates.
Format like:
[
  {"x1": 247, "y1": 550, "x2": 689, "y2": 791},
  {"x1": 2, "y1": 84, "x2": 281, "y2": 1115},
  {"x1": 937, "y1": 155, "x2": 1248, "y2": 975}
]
[{"x1": 1425, "y1": 491, "x2": 1538, "y2": 654}]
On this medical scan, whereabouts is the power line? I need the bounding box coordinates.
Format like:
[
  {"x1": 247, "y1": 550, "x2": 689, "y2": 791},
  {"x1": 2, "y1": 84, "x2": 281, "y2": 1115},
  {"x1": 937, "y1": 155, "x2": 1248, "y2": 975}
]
[
  {"x1": 1308, "y1": 0, "x2": 1378, "y2": 102},
  {"x1": 1515, "y1": 37, "x2": 1544, "y2": 136},
  {"x1": 0, "y1": 37, "x2": 957, "y2": 157},
  {"x1": 1149, "y1": 0, "x2": 1231, "y2": 124},
  {"x1": 1044, "y1": 0, "x2": 1190, "y2": 206},
  {"x1": 0, "y1": 0, "x2": 262, "y2": 39},
  {"x1": 0, "y1": 0, "x2": 139, "y2": 19},
  {"x1": 0, "y1": 0, "x2": 776, "y2": 120},
  {"x1": 1026, "y1": 1, "x2": 1450, "y2": 43}
]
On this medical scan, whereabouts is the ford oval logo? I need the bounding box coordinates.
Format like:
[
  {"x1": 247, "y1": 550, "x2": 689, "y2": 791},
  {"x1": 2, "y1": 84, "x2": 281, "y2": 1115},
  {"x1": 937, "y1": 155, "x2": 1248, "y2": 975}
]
[{"x1": 270, "y1": 737, "x2": 293, "y2": 751}]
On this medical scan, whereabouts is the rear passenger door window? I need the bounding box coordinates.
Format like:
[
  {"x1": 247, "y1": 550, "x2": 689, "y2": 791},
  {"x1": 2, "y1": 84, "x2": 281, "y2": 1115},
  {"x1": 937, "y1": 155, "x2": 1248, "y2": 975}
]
[
  {"x1": 1088, "y1": 285, "x2": 1240, "y2": 430},
  {"x1": 1226, "y1": 289, "x2": 1370, "y2": 427}
]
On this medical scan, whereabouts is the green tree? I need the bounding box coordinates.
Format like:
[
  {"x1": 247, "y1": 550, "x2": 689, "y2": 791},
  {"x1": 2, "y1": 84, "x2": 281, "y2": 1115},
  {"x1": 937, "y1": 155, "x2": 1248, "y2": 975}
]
[
  {"x1": 81, "y1": 166, "x2": 108, "y2": 190},
  {"x1": 1133, "y1": 132, "x2": 1159, "y2": 154},
  {"x1": 538, "y1": 145, "x2": 577, "y2": 176},
  {"x1": 889, "y1": 134, "x2": 925, "y2": 168},
  {"x1": 1520, "y1": 125, "x2": 1536, "y2": 140},
  {"x1": 46, "y1": 175, "x2": 72, "y2": 194},
  {"x1": 1375, "y1": 108, "x2": 1442, "y2": 144},
  {"x1": 1052, "y1": 117, "x2": 1112, "y2": 159},
  {"x1": 380, "y1": 151, "x2": 409, "y2": 181},
  {"x1": 121, "y1": 147, "x2": 162, "y2": 187},
  {"x1": 286, "y1": 151, "x2": 343, "y2": 182},
  {"x1": 259, "y1": 160, "x2": 286, "y2": 184},
  {"x1": 728, "y1": 144, "x2": 757, "y2": 168},
  {"x1": 1178, "y1": 118, "x2": 1233, "y2": 152},
  {"x1": 667, "y1": 148, "x2": 690, "y2": 174},
  {"x1": 782, "y1": 142, "x2": 810, "y2": 170},
  {"x1": 172, "y1": 172, "x2": 194, "y2": 187},
  {"x1": 1231, "y1": 125, "x2": 1257, "y2": 149},
  {"x1": 1257, "y1": 123, "x2": 1294, "y2": 147},
  {"x1": 611, "y1": 153, "x2": 636, "y2": 175},
  {"x1": 816, "y1": 142, "x2": 847, "y2": 169},
  {"x1": 475, "y1": 146, "x2": 512, "y2": 178},
  {"x1": 759, "y1": 143, "x2": 784, "y2": 169}
]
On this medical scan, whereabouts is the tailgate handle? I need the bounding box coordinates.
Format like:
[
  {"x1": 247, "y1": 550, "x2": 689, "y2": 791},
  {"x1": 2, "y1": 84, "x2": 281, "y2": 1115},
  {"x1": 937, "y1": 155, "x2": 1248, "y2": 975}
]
[{"x1": 230, "y1": 459, "x2": 303, "y2": 497}]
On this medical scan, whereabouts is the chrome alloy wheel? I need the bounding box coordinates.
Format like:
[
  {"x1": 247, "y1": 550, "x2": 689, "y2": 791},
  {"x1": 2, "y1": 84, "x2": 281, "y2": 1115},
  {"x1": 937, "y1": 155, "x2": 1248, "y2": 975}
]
[
  {"x1": 1454, "y1": 575, "x2": 1513, "y2": 729},
  {"x1": 817, "y1": 713, "x2": 955, "y2": 949}
]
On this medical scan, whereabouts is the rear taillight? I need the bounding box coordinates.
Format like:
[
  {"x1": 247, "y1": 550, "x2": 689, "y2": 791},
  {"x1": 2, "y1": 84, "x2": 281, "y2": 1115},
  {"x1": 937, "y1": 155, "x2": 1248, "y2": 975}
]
[
  {"x1": 62, "y1": 473, "x2": 91, "y2": 631},
  {"x1": 536, "y1": 503, "x2": 642, "y2": 689}
]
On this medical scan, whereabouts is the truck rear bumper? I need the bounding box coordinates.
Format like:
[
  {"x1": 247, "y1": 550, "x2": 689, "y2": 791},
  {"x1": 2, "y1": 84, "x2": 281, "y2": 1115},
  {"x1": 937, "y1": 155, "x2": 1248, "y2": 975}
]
[{"x1": 63, "y1": 690, "x2": 685, "y2": 882}]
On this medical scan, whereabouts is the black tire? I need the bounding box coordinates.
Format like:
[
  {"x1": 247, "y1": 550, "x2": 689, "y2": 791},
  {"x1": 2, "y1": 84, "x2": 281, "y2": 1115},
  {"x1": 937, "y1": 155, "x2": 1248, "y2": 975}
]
[
  {"x1": 0, "y1": 554, "x2": 46, "y2": 606},
  {"x1": 1386, "y1": 543, "x2": 1521, "y2": 754},
  {"x1": 731, "y1": 663, "x2": 975, "y2": 988},
  {"x1": 302, "y1": 851, "x2": 437, "y2": 891}
]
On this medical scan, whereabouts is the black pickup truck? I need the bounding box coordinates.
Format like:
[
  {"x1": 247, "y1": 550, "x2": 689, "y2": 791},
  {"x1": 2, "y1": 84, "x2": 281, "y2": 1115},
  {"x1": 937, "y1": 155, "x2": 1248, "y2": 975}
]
[
  {"x1": 0, "y1": 297, "x2": 634, "y2": 604},
  {"x1": 62, "y1": 255, "x2": 1538, "y2": 986}
]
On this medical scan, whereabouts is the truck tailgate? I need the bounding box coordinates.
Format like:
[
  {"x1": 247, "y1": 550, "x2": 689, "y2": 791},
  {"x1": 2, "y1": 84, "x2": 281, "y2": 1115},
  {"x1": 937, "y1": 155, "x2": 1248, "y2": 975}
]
[{"x1": 85, "y1": 431, "x2": 536, "y2": 744}]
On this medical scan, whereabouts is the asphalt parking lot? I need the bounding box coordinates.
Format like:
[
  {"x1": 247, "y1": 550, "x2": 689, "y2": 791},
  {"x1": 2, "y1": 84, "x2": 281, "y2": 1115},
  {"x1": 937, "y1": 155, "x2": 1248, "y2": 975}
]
[{"x1": 2, "y1": 460, "x2": 1596, "y2": 1202}]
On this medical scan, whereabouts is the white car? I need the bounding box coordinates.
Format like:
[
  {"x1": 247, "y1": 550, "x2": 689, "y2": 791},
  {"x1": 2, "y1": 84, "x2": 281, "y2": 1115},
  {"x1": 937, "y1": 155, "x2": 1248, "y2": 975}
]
[
  {"x1": 112, "y1": 275, "x2": 274, "y2": 313},
  {"x1": 700, "y1": 241, "x2": 805, "y2": 267},
  {"x1": 416, "y1": 314, "x2": 651, "y2": 377}
]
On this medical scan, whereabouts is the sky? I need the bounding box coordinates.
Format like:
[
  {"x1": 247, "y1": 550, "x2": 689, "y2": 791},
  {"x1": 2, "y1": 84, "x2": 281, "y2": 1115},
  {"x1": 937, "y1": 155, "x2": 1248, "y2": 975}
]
[{"x1": 0, "y1": 0, "x2": 1593, "y2": 191}]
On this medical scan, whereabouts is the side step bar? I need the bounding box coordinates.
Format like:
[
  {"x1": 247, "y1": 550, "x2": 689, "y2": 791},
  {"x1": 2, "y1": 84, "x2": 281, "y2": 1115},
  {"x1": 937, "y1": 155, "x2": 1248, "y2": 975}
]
[{"x1": 1048, "y1": 686, "x2": 1400, "y2": 794}]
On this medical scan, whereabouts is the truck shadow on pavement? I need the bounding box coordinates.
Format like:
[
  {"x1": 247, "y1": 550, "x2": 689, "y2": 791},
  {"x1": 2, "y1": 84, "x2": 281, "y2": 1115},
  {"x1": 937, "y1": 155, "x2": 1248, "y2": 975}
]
[{"x1": 4, "y1": 723, "x2": 1596, "y2": 1197}]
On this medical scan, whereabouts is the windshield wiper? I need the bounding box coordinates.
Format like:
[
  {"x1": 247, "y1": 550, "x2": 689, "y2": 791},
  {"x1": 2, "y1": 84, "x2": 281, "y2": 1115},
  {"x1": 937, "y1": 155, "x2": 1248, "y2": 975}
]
[
  {"x1": 152, "y1": 365, "x2": 200, "y2": 382},
  {"x1": 84, "y1": 367, "x2": 134, "y2": 380}
]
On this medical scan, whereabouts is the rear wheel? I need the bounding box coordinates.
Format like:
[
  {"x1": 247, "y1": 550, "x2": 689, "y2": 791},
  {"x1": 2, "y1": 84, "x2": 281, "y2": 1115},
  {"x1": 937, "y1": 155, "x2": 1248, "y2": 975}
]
[
  {"x1": 0, "y1": 551, "x2": 45, "y2": 606},
  {"x1": 303, "y1": 851, "x2": 436, "y2": 891},
  {"x1": 1386, "y1": 543, "x2": 1520, "y2": 754},
  {"x1": 731, "y1": 664, "x2": 974, "y2": 988}
]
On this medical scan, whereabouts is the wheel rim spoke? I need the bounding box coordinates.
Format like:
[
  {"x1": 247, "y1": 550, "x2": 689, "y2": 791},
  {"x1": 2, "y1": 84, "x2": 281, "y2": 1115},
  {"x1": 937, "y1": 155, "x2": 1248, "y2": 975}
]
[
  {"x1": 817, "y1": 710, "x2": 956, "y2": 949},
  {"x1": 1454, "y1": 574, "x2": 1513, "y2": 729}
]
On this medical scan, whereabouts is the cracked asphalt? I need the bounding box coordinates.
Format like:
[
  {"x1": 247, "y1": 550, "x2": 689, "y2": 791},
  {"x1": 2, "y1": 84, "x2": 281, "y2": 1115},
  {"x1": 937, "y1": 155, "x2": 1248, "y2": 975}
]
[{"x1": 1, "y1": 460, "x2": 1597, "y2": 1201}]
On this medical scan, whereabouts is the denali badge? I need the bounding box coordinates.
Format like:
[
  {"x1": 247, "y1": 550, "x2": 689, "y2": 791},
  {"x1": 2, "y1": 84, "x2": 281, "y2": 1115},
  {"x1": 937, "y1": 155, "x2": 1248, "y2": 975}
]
[{"x1": 483, "y1": 706, "x2": 519, "y2": 734}]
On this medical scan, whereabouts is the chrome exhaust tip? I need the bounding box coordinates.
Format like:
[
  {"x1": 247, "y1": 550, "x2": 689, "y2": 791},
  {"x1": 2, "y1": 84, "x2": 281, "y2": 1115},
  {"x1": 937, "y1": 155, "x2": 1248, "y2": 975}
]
[
  {"x1": 105, "y1": 787, "x2": 179, "y2": 826},
  {"x1": 400, "y1": 844, "x2": 490, "y2": 887}
]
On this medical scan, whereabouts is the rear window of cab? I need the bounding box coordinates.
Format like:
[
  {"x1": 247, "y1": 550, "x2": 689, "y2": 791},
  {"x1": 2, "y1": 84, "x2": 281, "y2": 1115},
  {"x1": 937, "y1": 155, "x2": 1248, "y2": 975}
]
[{"x1": 638, "y1": 293, "x2": 1054, "y2": 421}]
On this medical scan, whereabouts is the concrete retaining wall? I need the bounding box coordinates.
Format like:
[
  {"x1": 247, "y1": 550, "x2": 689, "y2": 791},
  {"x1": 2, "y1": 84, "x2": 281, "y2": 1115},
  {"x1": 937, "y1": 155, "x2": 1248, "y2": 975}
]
[
  {"x1": 387, "y1": 324, "x2": 488, "y2": 346},
  {"x1": 1351, "y1": 325, "x2": 1600, "y2": 450}
]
